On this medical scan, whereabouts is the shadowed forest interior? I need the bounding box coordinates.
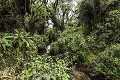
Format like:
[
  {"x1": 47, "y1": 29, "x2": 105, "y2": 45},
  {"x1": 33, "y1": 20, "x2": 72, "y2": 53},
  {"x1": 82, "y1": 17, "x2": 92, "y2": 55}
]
[{"x1": 0, "y1": 0, "x2": 120, "y2": 80}]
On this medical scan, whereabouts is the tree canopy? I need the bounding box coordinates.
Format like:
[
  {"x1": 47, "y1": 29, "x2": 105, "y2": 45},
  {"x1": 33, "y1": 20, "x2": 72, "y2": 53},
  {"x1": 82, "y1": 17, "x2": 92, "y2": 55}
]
[{"x1": 0, "y1": 0, "x2": 120, "y2": 80}]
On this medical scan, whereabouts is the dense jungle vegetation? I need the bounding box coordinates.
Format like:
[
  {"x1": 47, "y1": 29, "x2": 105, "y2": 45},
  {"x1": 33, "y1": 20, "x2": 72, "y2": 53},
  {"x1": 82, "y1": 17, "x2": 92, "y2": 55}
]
[{"x1": 0, "y1": 0, "x2": 120, "y2": 80}]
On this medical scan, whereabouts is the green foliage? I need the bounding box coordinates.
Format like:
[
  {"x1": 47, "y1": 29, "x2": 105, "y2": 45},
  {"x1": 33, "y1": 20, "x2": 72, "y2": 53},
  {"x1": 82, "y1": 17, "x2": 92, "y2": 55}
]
[
  {"x1": 0, "y1": 30, "x2": 70, "y2": 80},
  {"x1": 0, "y1": 30, "x2": 38, "y2": 69},
  {"x1": 94, "y1": 44, "x2": 120, "y2": 79},
  {"x1": 51, "y1": 26, "x2": 88, "y2": 64},
  {"x1": 20, "y1": 55, "x2": 70, "y2": 80},
  {"x1": 1, "y1": 0, "x2": 120, "y2": 80},
  {"x1": 0, "y1": 33, "x2": 13, "y2": 50},
  {"x1": 45, "y1": 28, "x2": 60, "y2": 43}
]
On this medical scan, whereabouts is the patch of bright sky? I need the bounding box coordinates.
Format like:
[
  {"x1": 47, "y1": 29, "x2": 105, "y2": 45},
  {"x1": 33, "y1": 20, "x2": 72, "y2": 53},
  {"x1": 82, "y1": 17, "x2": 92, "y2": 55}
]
[{"x1": 48, "y1": 0, "x2": 84, "y2": 28}]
